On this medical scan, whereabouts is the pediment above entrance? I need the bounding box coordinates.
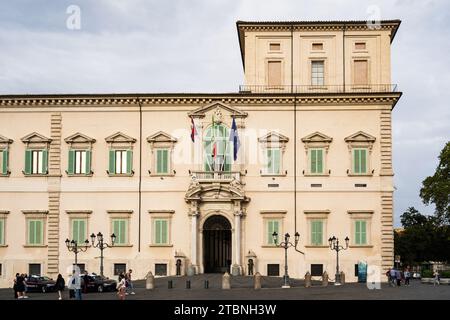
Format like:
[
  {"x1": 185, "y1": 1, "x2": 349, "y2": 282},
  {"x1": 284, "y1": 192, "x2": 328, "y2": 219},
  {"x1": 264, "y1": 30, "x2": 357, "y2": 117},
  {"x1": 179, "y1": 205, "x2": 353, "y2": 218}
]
[
  {"x1": 188, "y1": 101, "x2": 248, "y2": 120},
  {"x1": 185, "y1": 183, "x2": 249, "y2": 202}
]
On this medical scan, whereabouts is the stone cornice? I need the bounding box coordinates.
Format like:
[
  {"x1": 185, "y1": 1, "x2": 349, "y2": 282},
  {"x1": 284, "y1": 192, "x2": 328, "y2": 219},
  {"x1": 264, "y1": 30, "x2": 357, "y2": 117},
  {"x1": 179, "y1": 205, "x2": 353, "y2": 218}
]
[{"x1": 0, "y1": 93, "x2": 402, "y2": 109}]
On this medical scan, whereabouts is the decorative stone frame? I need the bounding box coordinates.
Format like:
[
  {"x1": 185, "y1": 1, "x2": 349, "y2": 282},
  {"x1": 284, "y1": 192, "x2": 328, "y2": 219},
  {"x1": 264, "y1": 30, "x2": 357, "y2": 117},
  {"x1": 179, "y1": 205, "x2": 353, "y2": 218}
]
[
  {"x1": 66, "y1": 210, "x2": 92, "y2": 243},
  {"x1": 258, "y1": 132, "x2": 289, "y2": 176},
  {"x1": 259, "y1": 210, "x2": 286, "y2": 247},
  {"x1": 344, "y1": 131, "x2": 376, "y2": 176},
  {"x1": 147, "y1": 132, "x2": 177, "y2": 177},
  {"x1": 308, "y1": 58, "x2": 328, "y2": 87},
  {"x1": 105, "y1": 132, "x2": 136, "y2": 177},
  {"x1": 301, "y1": 132, "x2": 332, "y2": 176},
  {"x1": 0, "y1": 210, "x2": 9, "y2": 247},
  {"x1": 22, "y1": 210, "x2": 48, "y2": 247},
  {"x1": 304, "y1": 210, "x2": 330, "y2": 248},
  {"x1": 107, "y1": 210, "x2": 133, "y2": 247},
  {"x1": 0, "y1": 135, "x2": 13, "y2": 177},
  {"x1": 21, "y1": 132, "x2": 52, "y2": 176},
  {"x1": 351, "y1": 57, "x2": 371, "y2": 88},
  {"x1": 64, "y1": 133, "x2": 96, "y2": 176},
  {"x1": 265, "y1": 58, "x2": 285, "y2": 88},
  {"x1": 347, "y1": 210, "x2": 374, "y2": 247},
  {"x1": 148, "y1": 210, "x2": 174, "y2": 247}
]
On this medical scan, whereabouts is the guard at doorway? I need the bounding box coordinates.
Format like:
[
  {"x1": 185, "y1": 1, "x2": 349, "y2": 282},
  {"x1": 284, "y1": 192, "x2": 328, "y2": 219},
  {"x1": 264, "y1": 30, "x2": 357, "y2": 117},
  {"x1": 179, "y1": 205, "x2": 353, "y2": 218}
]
[{"x1": 248, "y1": 259, "x2": 254, "y2": 276}]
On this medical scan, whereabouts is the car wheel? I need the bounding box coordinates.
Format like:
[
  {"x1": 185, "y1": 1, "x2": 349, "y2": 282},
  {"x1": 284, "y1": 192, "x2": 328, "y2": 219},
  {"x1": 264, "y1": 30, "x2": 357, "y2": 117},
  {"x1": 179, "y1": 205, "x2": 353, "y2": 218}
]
[
  {"x1": 41, "y1": 286, "x2": 46, "y2": 293},
  {"x1": 97, "y1": 285, "x2": 103, "y2": 293}
]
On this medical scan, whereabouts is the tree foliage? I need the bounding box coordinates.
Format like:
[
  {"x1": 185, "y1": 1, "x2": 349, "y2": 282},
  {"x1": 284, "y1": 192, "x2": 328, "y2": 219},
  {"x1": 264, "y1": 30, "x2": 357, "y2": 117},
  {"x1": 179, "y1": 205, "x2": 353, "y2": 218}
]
[{"x1": 420, "y1": 141, "x2": 450, "y2": 222}]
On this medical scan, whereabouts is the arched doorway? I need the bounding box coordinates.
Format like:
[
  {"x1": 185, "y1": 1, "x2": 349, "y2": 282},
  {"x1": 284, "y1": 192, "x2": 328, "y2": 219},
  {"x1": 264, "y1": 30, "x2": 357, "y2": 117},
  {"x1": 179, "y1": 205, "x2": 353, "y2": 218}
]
[{"x1": 203, "y1": 215, "x2": 232, "y2": 273}]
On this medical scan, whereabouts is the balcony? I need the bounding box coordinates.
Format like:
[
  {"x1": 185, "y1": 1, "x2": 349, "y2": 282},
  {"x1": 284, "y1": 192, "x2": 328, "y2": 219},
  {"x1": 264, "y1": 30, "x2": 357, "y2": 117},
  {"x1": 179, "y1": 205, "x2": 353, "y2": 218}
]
[
  {"x1": 191, "y1": 171, "x2": 241, "y2": 183},
  {"x1": 239, "y1": 84, "x2": 398, "y2": 94}
]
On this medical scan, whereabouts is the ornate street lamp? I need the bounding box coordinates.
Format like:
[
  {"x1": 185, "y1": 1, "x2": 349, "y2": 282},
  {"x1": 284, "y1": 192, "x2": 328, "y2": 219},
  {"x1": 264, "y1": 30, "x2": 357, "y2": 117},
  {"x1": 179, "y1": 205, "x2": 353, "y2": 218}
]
[
  {"x1": 65, "y1": 238, "x2": 90, "y2": 268},
  {"x1": 272, "y1": 231, "x2": 302, "y2": 288},
  {"x1": 91, "y1": 232, "x2": 116, "y2": 277},
  {"x1": 328, "y1": 236, "x2": 349, "y2": 285}
]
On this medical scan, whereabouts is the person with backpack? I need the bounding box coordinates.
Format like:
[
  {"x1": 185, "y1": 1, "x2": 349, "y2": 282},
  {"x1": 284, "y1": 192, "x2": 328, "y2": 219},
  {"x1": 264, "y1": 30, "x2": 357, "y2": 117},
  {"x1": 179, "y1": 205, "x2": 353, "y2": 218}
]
[{"x1": 55, "y1": 274, "x2": 65, "y2": 300}]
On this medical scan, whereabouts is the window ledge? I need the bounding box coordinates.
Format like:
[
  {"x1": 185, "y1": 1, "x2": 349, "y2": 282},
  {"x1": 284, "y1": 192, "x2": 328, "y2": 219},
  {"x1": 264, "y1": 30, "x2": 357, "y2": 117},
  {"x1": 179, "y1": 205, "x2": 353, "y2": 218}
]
[
  {"x1": 349, "y1": 245, "x2": 373, "y2": 248},
  {"x1": 304, "y1": 174, "x2": 330, "y2": 177},
  {"x1": 348, "y1": 174, "x2": 373, "y2": 177},
  {"x1": 23, "y1": 245, "x2": 47, "y2": 248},
  {"x1": 23, "y1": 173, "x2": 48, "y2": 177},
  {"x1": 261, "y1": 245, "x2": 280, "y2": 248},
  {"x1": 304, "y1": 245, "x2": 329, "y2": 248},
  {"x1": 111, "y1": 244, "x2": 133, "y2": 247},
  {"x1": 0, "y1": 172, "x2": 11, "y2": 177},
  {"x1": 261, "y1": 174, "x2": 287, "y2": 177},
  {"x1": 107, "y1": 173, "x2": 134, "y2": 177},
  {"x1": 149, "y1": 244, "x2": 173, "y2": 247},
  {"x1": 66, "y1": 173, "x2": 94, "y2": 177},
  {"x1": 149, "y1": 174, "x2": 175, "y2": 177},
  {"x1": 0, "y1": 244, "x2": 8, "y2": 247}
]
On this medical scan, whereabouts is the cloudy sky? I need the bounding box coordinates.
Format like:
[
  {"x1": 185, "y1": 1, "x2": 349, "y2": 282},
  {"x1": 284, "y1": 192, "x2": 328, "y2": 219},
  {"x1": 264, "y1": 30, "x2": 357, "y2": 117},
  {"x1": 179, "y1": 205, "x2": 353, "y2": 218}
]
[{"x1": 0, "y1": 0, "x2": 448, "y2": 226}]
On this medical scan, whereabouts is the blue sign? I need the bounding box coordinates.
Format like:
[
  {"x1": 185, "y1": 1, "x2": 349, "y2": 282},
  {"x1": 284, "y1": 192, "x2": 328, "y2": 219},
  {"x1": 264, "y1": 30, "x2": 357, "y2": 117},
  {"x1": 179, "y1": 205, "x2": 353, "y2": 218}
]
[{"x1": 358, "y1": 261, "x2": 368, "y2": 283}]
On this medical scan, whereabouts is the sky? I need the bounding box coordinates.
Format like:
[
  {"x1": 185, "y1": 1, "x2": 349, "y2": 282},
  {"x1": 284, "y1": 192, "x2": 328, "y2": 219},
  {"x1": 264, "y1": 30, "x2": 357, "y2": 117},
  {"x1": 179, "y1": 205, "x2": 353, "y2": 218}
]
[{"x1": 0, "y1": 0, "x2": 448, "y2": 226}]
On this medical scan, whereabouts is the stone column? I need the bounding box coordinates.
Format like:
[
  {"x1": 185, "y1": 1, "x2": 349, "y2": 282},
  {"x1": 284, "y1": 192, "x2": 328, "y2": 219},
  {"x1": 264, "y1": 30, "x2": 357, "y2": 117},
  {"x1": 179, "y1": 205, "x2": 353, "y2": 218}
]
[
  {"x1": 232, "y1": 210, "x2": 242, "y2": 275},
  {"x1": 190, "y1": 210, "x2": 199, "y2": 274}
]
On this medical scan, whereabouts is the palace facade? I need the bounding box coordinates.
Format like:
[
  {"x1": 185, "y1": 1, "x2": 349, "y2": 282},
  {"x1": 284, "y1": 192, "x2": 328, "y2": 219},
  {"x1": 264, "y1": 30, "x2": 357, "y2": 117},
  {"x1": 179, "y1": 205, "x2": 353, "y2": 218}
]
[{"x1": 0, "y1": 20, "x2": 401, "y2": 287}]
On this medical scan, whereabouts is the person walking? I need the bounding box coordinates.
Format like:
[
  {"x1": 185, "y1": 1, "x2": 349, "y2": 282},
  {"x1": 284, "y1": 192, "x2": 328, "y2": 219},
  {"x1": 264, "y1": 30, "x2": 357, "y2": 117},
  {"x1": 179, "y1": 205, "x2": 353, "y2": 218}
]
[
  {"x1": 396, "y1": 269, "x2": 402, "y2": 286},
  {"x1": 125, "y1": 269, "x2": 135, "y2": 295},
  {"x1": 404, "y1": 268, "x2": 410, "y2": 286},
  {"x1": 68, "y1": 270, "x2": 82, "y2": 300},
  {"x1": 433, "y1": 271, "x2": 440, "y2": 286},
  {"x1": 55, "y1": 274, "x2": 65, "y2": 300},
  {"x1": 389, "y1": 268, "x2": 396, "y2": 287},
  {"x1": 116, "y1": 273, "x2": 127, "y2": 300},
  {"x1": 82, "y1": 271, "x2": 89, "y2": 294},
  {"x1": 16, "y1": 274, "x2": 27, "y2": 299},
  {"x1": 13, "y1": 273, "x2": 19, "y2": 299}
]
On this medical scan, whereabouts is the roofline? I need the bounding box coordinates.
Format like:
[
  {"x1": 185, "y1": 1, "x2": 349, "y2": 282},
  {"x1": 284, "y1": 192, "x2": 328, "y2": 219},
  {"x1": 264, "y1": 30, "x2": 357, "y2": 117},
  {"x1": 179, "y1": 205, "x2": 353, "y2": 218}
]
[{"x1": 236, "y1": 19, "x2": 401, "y2": 70}]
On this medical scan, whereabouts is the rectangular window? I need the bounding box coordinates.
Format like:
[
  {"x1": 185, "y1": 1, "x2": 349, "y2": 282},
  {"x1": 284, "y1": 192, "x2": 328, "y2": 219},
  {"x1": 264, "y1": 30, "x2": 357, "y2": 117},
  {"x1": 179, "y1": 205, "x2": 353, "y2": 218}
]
[
  {"x1": 155, "y1": 263, "x2": 168, "y2": 276},
  {"x1": 311, "y1": 264, "x2": 323, "y2": 276},
  {"x1": 353, "y1": 148, "x2": 368, "y2": 174},
  {"x1": 109, "y1": 150, "x2": 132, "y2": 174},
  {"x1": 112, "y1": 219, "x2": 128, "y2": 245},
  {"x1": 75, "y1": 150, "x2": 87, "y2": 174},
  {"x1": 312, "y1": 43, "x2": 323, "y2": 50},
  {"x1": 269, "y1": 43, "x2": 280, "y2": 51},
  {"x1": 311, "y1": 61, "x2": 324, "y2": 85},
  {"x1": 28, "y1": 219, "x2": 44, "y2": 245},
  {"x1": 0, "y1": 149, "x2": 8, "y2": 175},
  {"x1": 267, "y1": 264, "x2": 280, "y2": 276},
  {"x1": 156, "y1": 149, "x2": 169, "y2": 174},
  {"x1": 354, "y1": 60, "x2": 368, "y2": 85},
  {"x1": 71, "y1": 219, "x2": 87, "y2": 245},
  {"x1": 266, "y1": 148, "x2": 281, "y2": 175},
  {"x1": 268, "y1": 61, "x2": 282, "y2": 86},
  {"x1": 154, "y1": 219, "x2": 169, "y2": 245},
  {"x1": 310, "y1": 220, "x2": 323, "y2": 245},
  {"x1": 114, "y1": 263, "x2": 126, "y2": 276},
  {"x1": 29, "y1": 264, "x2": 41, "y2": 276},
  {"x1": 310, "y1": 148, "x2": 324, "y2": 174},
  {"x1": 355, "y1": 42, "x2": 366, "y2": 50},
  {"x1": 115, "y1": 150, "x2": 127, "y2": 174},
  {"x1": 267, "y1": 219, "x2": 280, "y2": 245},
  {"x1": 68, "y1": 150, "x2": 91, "y2": 175},
  {"x1": 0, "y1": 218, "x2": 5, "y2": 245},
  {"x1": 355, "y1": 220, "x2": 367, "y2": 245}
]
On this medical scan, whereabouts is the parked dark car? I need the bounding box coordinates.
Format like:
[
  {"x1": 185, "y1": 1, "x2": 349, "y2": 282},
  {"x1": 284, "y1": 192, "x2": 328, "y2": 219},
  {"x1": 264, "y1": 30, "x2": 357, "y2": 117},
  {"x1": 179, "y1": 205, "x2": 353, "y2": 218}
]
[
  {"x1": 25, "y1": 275, "x2": 56, "y2": 293},
  {"x1": 80, "y1": 274, "x2": 117, "y2": 293}
]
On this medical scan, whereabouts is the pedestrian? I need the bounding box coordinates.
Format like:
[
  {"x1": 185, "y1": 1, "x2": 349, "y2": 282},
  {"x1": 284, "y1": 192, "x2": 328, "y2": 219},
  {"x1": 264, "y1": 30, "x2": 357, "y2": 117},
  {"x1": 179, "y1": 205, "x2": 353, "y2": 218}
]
[
  {"x1": 116, "y1": 273, "x2": 127, "y2": 300},
  {"x1": 55, "y1": 274, "x2": 65, "y2": 300},
  {"x1": 396, "y1": 269, "x2": 402, "y2": 286},
  {"x1": 404, "y1": 268, "x2": 410, "y2": 286},
  {"x1": 16, "y1": 274, "x2": 27, "y2": 299},
  {"x1": 389, "y1": 268, "x2": 396, "y2": 287},
  {"x1": 433, "y1": 271, "x2": 440, "y2": 286},
  {"x1": 125, "y1": 269, "x2": 135, "y2": 295},
  {"x1": 68, "y1": 270, "x2": 82, "y2": 300},
  {"x1": 13, "y1": 273, "x2": 19, "y2": 299},
  {"x1": 82, "y1": 271, "x2": 89, "y2": 294}
]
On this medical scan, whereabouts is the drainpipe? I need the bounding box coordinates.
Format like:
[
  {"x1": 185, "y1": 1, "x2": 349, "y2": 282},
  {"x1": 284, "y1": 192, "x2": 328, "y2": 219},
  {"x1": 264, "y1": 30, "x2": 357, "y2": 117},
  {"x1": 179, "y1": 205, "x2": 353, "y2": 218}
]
[{"x1": 136, "y1": 97, "x2": 143, "y2": 252}]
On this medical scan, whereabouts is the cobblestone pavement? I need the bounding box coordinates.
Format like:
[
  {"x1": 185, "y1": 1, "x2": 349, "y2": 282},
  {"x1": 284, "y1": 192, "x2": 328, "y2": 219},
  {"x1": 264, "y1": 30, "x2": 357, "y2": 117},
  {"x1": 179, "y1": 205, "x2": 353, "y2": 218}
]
[{"x1": 1, "y1": 274, "x2": 449, "y2": 300}]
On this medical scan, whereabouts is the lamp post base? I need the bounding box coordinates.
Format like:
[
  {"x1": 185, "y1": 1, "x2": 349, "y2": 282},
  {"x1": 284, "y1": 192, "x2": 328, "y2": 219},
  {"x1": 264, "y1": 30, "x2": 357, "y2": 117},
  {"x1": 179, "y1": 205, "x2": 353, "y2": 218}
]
[
  {"x1": 335, "y1": 273, "x2": 341, "y2": 286},
  {"x1": 282, "y1": 285, "x2": 291, "y2": 289}
]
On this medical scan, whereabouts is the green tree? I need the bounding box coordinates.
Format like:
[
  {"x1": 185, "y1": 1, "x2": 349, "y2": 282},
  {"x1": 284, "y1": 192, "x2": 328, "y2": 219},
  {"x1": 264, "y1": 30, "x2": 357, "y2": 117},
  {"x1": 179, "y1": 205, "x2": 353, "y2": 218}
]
[{"x1": 420, "y1": 141, "x2": 450, "y2": 222}]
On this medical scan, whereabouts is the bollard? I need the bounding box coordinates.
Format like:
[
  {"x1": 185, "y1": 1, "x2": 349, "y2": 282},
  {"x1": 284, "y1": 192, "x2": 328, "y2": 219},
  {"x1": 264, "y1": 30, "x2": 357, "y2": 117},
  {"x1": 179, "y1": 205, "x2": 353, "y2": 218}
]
[
  {"x1": 322, "y1": 271, "x2": 329, "y2": 287},
  {"x1": 340, "y1": 271, "x2": 345, "y2": 284},
  {"x1": 204, "y1": 280, "x2": 209, "y2": 289},
  {"x1": 168, "y1": 280, "x2": 173, "y2": 289},
  {"x1": 304, "y1": 271, "x2": 312, "y2": 288},
  {"x1": 145, "y1": 271, "x2": 154, "y2": 290},
  {"x1": 222, "y1": 272, "x2": 231, "y2": 290},
  {"x1": 254, "y1": 272, "x2": 261, "y2": 290},
  {"x1": 186, "y1": 280, "x2": 191, "y2": 289}
]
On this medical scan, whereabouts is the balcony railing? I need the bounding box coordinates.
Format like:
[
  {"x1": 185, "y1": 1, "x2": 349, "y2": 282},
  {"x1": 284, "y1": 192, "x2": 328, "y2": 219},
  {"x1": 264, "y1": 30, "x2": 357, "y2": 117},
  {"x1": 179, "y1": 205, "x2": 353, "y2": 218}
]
[
  {"x1": 191, "y1": 171, "x2": 241, "y2": 183},
  {"x1": 239, "y1": 84, "x2": 397, "y2": 94}
]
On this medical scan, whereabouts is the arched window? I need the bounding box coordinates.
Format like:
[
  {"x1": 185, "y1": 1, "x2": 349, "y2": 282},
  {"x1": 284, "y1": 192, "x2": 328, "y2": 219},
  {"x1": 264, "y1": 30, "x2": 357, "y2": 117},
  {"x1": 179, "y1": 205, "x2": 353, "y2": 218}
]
[{"x1": 204, "y1": 124, "x2": 232, "y2": 172}]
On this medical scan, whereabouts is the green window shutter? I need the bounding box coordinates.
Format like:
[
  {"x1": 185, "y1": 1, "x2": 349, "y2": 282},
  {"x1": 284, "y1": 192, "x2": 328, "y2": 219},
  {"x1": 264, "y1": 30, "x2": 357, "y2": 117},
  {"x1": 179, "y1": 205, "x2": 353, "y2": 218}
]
[
  {"x1": 267, "y1": 220, "x2": 274, "y2": 245},
  {"x1": 0, "y1": 219, "x2": 4, "y2": 245},
  {"x1": 156, "y1": 150, "x2": 162, "y2": 173},
  {"x1": 360, "y1": 149, "x2": 367, "y2": 174},
  {"x1": 114, "y1": 219, "x2": 127, "y2": 244},
  {"x1": 161, "y1": 220, "x2": 168, "y2": 244},
  {"x1": 311, "y1": 149, "x2": 316, "y2": 173},
  {"x1": 353, "y1": 149, "x2": 359, "y2": 173},
  {"x1": 155, "y1": 220, "x2": 161, "y2": 244},
  {"x1": 109, "y1": 150, "x2": 115, "y2": 174},
  {"x1": 41, "y1": 149, "x2": 48, "y2": 174},
  {"x1": 72, "y1": 220, "x2": 79, "y2": 243},
  {"x1": 79, "y1": 220, "x2": 86, "y2": 243},
  {"x1": 162, "y1": 150, "x2": 168, "y2": 173},
  {"x1": 85, "y1": 150, "x2": 91, "y2": 174},
  {"x1": 266, "y1": 149, "x2": 273, "y2": 173},
  {"x1": 29, "y1": 220, "x2": 35, "y2": 244},
  {"x1": 2, "y1": 150, "x2": 8, "y2": 175},
  {"x1": 68, "y1": 150, "x2": 75, "y2": 174},
  {"x1": 311, "y1": 221, "x2": 323, "y2": 245},
  {"x1": 126, "y1": 150, "x2": 133, "y2": 174},
  {"x1": 355, "y1": 220, "x2": 361, "y2": 244},
  {"x1": 273, "y1": 149, "x2": 280, "y2": 174},
  {"x1": 360, "y1": 220, "x2": 367, "y2": 244},
  {"x1": 317, "y1": 149, "x2": 323, "y2": 173},
  {"x1": 25, "y1": 149, "x2": 32, "y2": 174},
  {"x1": 36, "y1": 220, "x2": 42, "y2": 245}
]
